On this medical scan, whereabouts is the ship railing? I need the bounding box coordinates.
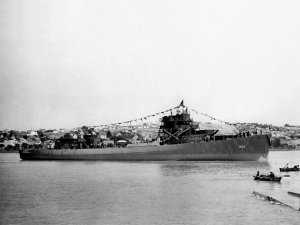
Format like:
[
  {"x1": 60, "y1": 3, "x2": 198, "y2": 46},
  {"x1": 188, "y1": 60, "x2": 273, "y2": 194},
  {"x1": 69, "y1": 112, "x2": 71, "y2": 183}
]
[{"x1": 30, "y1": 132, "x2": 264, "y2": 151}]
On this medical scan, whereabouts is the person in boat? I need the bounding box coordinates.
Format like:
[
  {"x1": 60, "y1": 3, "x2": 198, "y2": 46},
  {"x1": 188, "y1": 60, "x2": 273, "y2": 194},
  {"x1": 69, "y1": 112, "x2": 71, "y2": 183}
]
[
  {"x1": 269, "y1": 172, "x2": 275, "y2": 178},
  {"x1": 256, "y1": 171, "x2": 260, "y2": 177}
]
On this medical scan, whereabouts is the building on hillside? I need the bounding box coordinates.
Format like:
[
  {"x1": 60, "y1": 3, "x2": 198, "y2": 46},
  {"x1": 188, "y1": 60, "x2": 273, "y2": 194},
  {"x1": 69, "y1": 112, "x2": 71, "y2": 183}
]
[
  {"x1": 28, "y1": 130, "x2": 38, "y2": 136},
  {"x1": 99, "y1": 131, "x2": 107, "y2": 140}
]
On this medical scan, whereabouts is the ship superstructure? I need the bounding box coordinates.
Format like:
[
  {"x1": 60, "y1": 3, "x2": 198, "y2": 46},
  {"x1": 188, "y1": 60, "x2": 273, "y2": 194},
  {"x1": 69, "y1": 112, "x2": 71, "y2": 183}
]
[{"x1": 159, "y1": 108, "x2": 218, "y2": 145}]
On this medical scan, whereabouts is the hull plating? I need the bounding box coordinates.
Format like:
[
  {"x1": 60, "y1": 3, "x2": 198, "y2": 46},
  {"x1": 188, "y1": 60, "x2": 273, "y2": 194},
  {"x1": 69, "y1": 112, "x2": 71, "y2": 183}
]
[{"x1": 19, "y1": 135, "x2": 270, "y2": 161}]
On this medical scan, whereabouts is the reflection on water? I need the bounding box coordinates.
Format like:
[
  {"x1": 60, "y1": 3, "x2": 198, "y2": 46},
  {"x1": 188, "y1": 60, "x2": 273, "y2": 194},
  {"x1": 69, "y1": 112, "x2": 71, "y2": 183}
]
[
  {"x1": 160, "y1": 163, "x2": 204, "y2": 176},
  {"x1": 0, "y1": 151, "x2": 299, "y2": 225},
  {"x1": 160, "y1": 161, "x2": 271, "y2": 178}
]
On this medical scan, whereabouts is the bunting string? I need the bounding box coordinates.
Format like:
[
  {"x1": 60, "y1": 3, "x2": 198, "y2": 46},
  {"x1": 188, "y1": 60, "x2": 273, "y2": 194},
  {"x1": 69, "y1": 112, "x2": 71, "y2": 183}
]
[
  {"x1": 185, "y1": 106, "x2": 237, "y2": 127},
  {"x1": 95, "y1": 102, "x2": 237, "y2": 128}
]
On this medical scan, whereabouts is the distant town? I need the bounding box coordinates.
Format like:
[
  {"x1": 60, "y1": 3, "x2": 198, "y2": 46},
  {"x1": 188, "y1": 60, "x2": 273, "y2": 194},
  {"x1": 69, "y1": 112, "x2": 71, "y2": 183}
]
[{"x1": 1, "y1": 122, "x2": 300, "y2": 152}]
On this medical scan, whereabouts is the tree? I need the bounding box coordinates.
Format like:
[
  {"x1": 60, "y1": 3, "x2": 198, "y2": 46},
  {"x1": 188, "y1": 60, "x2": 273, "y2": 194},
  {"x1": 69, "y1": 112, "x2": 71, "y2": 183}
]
[{"x1": 107, "y1": 130, "x2": 112, "y2": 138}]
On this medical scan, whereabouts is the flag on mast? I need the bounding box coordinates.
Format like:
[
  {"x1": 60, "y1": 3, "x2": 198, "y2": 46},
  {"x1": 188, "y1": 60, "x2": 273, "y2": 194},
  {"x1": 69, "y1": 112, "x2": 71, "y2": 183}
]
[{"x1": 179, "y1": 100, "x2": 184, "y2": 107}]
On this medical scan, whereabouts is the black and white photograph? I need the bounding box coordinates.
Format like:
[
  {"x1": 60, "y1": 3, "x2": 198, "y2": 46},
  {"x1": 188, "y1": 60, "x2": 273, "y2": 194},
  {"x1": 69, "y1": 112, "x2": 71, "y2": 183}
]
[{"x1": 1, "y1": 0, "x2": 300, "y2": 224}]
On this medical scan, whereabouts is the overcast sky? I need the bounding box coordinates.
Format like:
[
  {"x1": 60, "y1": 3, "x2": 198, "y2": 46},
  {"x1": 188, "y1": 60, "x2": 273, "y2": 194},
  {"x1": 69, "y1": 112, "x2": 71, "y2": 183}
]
[{"x1": 0, "y1": 0, "x2": 299, "y2": 130}]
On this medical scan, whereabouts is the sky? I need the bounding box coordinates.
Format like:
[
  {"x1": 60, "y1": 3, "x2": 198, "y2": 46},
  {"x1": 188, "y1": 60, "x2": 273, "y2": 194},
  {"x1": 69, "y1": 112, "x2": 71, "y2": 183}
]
[{"x1": 0, "y1": 0, "x2": 299, "y2": 130}]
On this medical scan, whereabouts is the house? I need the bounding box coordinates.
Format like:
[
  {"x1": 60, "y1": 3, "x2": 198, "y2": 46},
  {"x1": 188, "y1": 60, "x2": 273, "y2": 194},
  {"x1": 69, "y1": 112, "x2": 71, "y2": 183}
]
[
  {"x1": 28, "y1": 130, "x2": 38, "y2": 136},
  {"x1": 98, "y1": 131, "x2": 107, "y2": 140}
]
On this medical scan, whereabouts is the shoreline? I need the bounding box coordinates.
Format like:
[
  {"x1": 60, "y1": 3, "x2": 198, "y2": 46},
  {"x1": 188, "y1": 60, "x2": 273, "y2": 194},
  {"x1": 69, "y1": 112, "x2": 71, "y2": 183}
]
[
  {"x1": 270, "y1": 148, "x2": 300, "y2": 151},
  {"x1": 1, "y1": 148, "x2": 300, "y2": 154},
  {"x1": 0, "y1": 150, "x2": 19, "y2": 153}
]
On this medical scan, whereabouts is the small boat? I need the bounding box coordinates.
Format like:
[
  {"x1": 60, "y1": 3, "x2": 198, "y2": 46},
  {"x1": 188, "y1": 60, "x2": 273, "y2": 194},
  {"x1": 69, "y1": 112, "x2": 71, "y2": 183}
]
[
  {"x1": 253, "y1": 175, "x2": 282, "y2": 182},
  {"x1": 279, "y1": 165, "x2": 299, "y2": 172}
]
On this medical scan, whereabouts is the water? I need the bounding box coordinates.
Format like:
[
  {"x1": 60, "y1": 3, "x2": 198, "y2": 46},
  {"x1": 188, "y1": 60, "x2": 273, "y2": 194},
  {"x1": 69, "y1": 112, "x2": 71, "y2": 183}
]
[{"x1": 1, "y1": 151, "x2": 299, "y2": 225}]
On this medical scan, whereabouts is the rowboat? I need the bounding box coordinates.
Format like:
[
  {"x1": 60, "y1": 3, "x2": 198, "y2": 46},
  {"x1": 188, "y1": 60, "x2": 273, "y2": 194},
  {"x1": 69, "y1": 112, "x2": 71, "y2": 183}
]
[{"x1": 253, "y1": 175, "x2": 281, "y2": 182}]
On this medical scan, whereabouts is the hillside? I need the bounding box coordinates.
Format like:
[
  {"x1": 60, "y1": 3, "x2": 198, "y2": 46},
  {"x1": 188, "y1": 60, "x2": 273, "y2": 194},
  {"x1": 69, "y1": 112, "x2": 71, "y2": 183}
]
[{"x1": 1, "y1": 122, "x2": 300, "y2": 151}]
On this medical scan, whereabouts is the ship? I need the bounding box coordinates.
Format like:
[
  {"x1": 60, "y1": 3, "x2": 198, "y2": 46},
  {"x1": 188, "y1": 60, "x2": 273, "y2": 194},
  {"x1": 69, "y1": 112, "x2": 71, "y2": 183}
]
[{"x1": 19, "y1": 102, "x2": 270, "y2": 161}]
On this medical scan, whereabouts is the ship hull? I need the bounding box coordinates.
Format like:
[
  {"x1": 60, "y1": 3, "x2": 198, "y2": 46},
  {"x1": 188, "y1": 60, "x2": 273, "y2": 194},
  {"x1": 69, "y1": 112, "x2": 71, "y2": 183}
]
[{"x1": 19, "y1": 135, "x2": 270, "y2": 161}]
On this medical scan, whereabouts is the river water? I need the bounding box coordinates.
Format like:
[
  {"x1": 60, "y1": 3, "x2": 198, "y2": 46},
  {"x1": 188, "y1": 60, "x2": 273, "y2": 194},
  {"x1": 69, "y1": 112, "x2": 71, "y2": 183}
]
[{"x1": 0, "y1": 150, "x2": 299, "y2": 225}]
